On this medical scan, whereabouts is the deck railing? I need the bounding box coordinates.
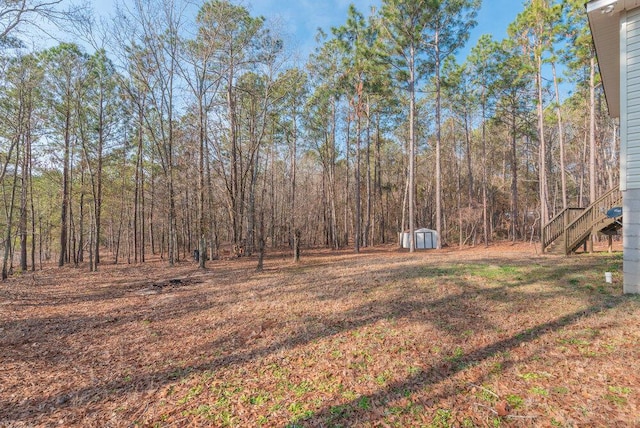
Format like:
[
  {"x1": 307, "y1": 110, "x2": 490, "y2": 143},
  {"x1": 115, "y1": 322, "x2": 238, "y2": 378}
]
[
  {"x1": 542, "y1": 187, "x2": 622, "y2": 254},
  {"x1": 542, "y1": 207, "x2": 585, "y2": 250},
  {"x1": 563, "y1": 187, "x2": 622, "y2": 254}
]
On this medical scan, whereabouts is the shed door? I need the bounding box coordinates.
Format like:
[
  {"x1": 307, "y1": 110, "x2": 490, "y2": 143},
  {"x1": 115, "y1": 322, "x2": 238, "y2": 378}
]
[
  {"x1": 424, "y1": 232, "x2": 434, "y2": 248},
  {"x1": 416, "y1": 231, "x2": 434, "y2": 249}
]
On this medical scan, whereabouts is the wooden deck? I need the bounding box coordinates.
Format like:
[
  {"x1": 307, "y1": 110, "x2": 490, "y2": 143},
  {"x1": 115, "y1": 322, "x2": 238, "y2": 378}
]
[{"x1": 542, "y1": 187, "x2": 622, "y2": 255}]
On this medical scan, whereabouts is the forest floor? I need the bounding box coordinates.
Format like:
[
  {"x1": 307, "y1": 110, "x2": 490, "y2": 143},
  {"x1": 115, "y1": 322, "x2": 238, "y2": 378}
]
[{"x1": 1, "y1": 241, "x2": 639, "y2": 427}]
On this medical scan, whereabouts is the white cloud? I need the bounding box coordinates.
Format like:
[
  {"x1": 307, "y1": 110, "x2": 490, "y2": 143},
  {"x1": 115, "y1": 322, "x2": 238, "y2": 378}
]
[{"x1": 250, "y1": 0, "x2": 381, "y2": 58}]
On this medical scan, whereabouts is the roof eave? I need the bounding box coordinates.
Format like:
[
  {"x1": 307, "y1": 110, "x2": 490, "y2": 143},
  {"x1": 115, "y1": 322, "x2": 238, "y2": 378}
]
[{"x1": 587, "y1": 0, "x2": 622, "y2": 118}]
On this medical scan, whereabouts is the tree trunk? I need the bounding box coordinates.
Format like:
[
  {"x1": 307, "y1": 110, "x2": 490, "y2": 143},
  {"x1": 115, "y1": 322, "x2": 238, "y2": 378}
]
[
  {"x1": 293, "y1": 228, "x2": 301, "y2": 262},
  {"x1": 256, "y1": 237, "x2": 265, "y2": 271},
  {"x1": 511, "y1": 114, "x2": 518, "y2": 242},
  {"x1": 133, "y1": 122, "x2": 141, "y2": 264},
  {"x1": 227, "y1": 66, "x2": 241, "y2": 247},
  {"x1": 149, "y1": 157, "x2": 156, "y2": 255},
  {"x1": 133, "y1": 113, "x2": 143, "y2": 266},
  {"x1": 435, "y1": 35, "x2": 443, "y2": 249},
  {"x1": 330, "y1": 98, "x2": 339, "y2": 249},
  {"x1": 365, "y1": 101, "x2": 372, "y2": 247},
  {"x1": 374, "y1": 115, "x2": 383, "y2": 244},
  {"x1": 537, "y1": 52, "x2": 548, "y2": 245},
  {"x1": 464, "y1": 111, "x2": 473, "y2": 208},
  {"x1": 29, "y1": 133, "x2": 35, "y2": 271},
  {"x1": 354, "y1": 99, "x2": 361, "y2": 254},
  {"x1": 408, "y1": 45, "x2": 416, "y2": 252},
  {"x1": 482, "y1": 99, "x2": 489, "y2": 247},
  {"x1": 95, "y1": 88, "x2": 105, "y2": 268},
  {"x1": 457, "y1": 133, "x2": 463, "y2": 247},
  {"x1": 344, "y1": 111, "x2": 351, "y2": 248},
  {"x1": 247, "y1": 146, "x2": 260, "y2": 256},
  {"x1": 588, "y1": 55, "x2": 597, "y2": 253},
  {"x1": 3, "y1": 144, "x2": 20, "y2": 280},
  {"x1": 196, "y1": 87, "x2": 207, "y2": 268},
  {"x1": 19, "y1": 126, "x2": 28, "y2": 273},
  {"x1": 552, "y1": 62, "x2": 567, "y2": 210},
  {"x1": 78, "y1": 170, "x2": 85, "y2": 264},
  {"x1": 290, "y1": 110, "x2": 297, "y2": 253},
  {"x1": 59, "y1": 98, "x2": 71, "y2": 267}
]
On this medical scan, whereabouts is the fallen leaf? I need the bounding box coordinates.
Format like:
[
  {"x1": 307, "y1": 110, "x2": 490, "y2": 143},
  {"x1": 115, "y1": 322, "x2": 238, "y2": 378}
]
[{"x1": 496, "y1": 401, "x2": 511, "y2": 417}]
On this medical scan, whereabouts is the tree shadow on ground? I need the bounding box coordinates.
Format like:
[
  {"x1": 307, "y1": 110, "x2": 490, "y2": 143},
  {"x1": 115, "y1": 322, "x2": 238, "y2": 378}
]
[
  {"x1": 291, "y1": 297, "x2": 626, "y2": 427},
  {"x1": 0, "y1": 251, "x2": 630, "y2": 425}
]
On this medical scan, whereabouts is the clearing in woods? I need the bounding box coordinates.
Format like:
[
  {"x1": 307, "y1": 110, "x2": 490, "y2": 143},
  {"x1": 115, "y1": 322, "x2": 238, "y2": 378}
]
[{"x1": 1, "y1": 243, "x2": 639, "y2": 427}]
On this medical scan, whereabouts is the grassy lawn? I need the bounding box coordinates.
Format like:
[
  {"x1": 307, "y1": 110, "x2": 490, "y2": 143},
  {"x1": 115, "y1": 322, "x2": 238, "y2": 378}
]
[{"x1": 1, "y1": 244, "x2": 639, "y2": 426}]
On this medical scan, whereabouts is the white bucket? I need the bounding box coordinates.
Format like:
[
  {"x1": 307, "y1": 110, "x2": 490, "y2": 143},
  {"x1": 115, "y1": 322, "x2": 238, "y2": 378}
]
[{"x1": 605, "y1": 272, "x2": 613, "y2": 283}]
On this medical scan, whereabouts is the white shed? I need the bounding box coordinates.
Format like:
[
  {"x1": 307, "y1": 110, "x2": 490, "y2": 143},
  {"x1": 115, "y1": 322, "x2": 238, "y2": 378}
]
[{"x1": 401, "y1": 228, "x2": 438, "y2": 249}]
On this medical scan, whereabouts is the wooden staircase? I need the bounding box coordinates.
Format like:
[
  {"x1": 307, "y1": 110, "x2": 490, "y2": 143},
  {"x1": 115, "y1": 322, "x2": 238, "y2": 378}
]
[{"x1": 542, "y1": 187, "x2": 622, "y2": 255}]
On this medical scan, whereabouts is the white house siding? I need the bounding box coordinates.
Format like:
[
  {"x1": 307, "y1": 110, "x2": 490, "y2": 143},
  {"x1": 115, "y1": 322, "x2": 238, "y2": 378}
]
[
  {"x1": 623, "y1": 189, "x2": 640, "y2": 293},
  {"x1": 625, "y1": 9, "x2": 640, "y2": 189},
  {"x1": 623, "y1": 8, "x2": 640, "y2": 293}
]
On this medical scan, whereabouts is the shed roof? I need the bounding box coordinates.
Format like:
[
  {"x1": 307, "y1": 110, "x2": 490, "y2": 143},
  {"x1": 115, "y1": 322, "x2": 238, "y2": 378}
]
[{"x1": 587, "y1": 0, "x2": 640, "y2": 118}]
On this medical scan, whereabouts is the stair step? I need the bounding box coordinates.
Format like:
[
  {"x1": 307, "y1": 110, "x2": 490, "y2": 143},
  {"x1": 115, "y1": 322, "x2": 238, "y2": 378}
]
[{"x1": 542, "y1": 187, "x2": 622, "y2": 255}]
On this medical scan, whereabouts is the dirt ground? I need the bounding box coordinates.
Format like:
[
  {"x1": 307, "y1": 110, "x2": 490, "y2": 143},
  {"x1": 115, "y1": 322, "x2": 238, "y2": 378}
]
[{"x1": 1, "y1": 242, "x2": 638, "y2": 427}]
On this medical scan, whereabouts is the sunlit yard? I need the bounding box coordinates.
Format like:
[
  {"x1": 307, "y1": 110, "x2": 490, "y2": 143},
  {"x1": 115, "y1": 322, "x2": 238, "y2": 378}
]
[{"x1": 1, "y1": 244, "x2": 638, "y2": 426}]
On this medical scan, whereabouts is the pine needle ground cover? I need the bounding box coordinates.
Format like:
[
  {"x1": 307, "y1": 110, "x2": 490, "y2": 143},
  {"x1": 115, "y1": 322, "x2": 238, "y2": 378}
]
[{"x1": 1, "y1": 244, "x2": 638, "y2": 427}]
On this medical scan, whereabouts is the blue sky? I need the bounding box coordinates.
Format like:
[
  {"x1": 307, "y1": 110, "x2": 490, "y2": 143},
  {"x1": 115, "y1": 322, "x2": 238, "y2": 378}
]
[
  {"x1": 248, "y1": 0, "x2": 524, "y2": 61},
  {"x1": 248, "y1": 0, "x2": 382, "y2": 57},
  {"x1": 92, "y1": 0, "x2": 525, "y2": 62}
]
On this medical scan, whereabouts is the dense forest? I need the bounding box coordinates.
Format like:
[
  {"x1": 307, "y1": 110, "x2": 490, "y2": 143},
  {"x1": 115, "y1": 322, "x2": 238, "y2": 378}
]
[{"x1": 0, "y1": 0, "x2": 617, "y2": 275}]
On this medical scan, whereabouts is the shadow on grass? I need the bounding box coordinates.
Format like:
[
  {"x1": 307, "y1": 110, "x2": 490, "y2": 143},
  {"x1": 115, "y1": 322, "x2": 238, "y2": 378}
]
[
  {"x1": 0, "y1": 251, "x2": 629, "y2": 425},
  {"x1": 290, "y1": 297, "x2": 626, "y2": 427}
]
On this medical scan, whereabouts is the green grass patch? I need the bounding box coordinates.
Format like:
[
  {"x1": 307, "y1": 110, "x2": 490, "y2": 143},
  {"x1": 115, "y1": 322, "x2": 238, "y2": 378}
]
[
  {"x1": 529, "y1": 387, "x2": 549, "y2": 396},
  {"x1": 477, "y1": 385, "x2": 498, "y2": 404},
  {"x1": 375, "y1": 370, "x2": 391, "y2": 385},
  {"x1": 605, "y1": 386, "x2": 631, "y2": 405},
  {"x1": 291, "y1": 380, "x2": 314, "y2": 396},
  {"x1": 609, "y1": 386, "x2": 631, "y2": 395},
  {"x1": 430, "y1": 408, "x2": 452, "y2": 428},
  {"x1": 329, "y1": 404, "x2": 351, "y2": 419},
  {"x1": 214, "y1": 410, "x2": 233, "y2": 426},
  {"x1": 407, "y1": 365, "x2": 421, "y2": 375},
  {"x1": 177, "y1": 385, "x2": 203, "y2": 405},
  {"x1": 520, "y1": 372, "x2": 539, "y2": 381},
  {"x1": 552, "y1": 386, "x2": 570, "y2": 395},
  {"x1": 288, "y1": 401, "x2": 314, "y2": 422},
  {"x1": 357, "y1": 396, "x2": 371, "y2": 410},
  {"x1": 342, "y1": 390, "x2": 358, "y2": 401},
  {"x1": 506, "y1": 394, "x2": 524, "y2": 409},
  {"x1": 604, "y1": 394, "x2": 628, "y2": 405},
  {"x1": 248, "y1": 392, "x2": 270, "y2": 405},
  {"x1": 183, "y1": 404, "x2": 214, "y2": 419},
  {"x1": 446, "y1": 346, "x2": 464, "y2": 362}
]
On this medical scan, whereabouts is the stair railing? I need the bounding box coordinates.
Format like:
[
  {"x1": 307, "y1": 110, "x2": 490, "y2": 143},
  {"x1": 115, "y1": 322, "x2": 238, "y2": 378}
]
[
  {"x1": 563, "y1": 187, "x2": 622, "y2": 254},
  {"x1": 542, "y1": 208, "x2": 584, "y2": 250}
]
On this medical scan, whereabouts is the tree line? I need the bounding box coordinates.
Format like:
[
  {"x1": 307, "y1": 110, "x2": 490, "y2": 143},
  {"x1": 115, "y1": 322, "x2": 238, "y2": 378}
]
[{"x1": 0, "y1": 0, "x2": 616, "y2": 275}]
